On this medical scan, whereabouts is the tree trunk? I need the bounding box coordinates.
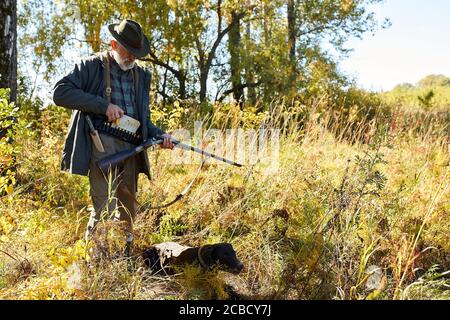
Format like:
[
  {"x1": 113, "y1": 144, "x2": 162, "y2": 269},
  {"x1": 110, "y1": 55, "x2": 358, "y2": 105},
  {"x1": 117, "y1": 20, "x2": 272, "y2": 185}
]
[
  {"x1": 178, "y1": 69, "x2": 186, "y2": 100},
  {"x1": 261, "y1": 2, "x2": 271, "y2": 103},
  {"x1": 199, "y1": 68, "x2": 208, "y2": 104},
  {"x1": 245, "y1": 20, "x2": 256, "y2": 106},
  {"x1": 287, "y1": 0, "x2": 297, "y2": 86},
  {"x1": 0, "y1": 0, "x2": 17, "y2": 103},
  {"x1": 263, "y1": 3, "x2": 270, "y2": 45},
  {"x1": 162, "y1": 64, "x2": 168, "y2": 109},
  {"x1": 228, "y1": 10, "x2": 244, "y2": 107}
]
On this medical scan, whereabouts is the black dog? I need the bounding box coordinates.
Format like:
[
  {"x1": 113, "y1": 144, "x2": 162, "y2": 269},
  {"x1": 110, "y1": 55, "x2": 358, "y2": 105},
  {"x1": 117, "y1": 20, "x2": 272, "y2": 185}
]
[{"x1": 142, "y1": 242, "x2": 244, "y2": 275}]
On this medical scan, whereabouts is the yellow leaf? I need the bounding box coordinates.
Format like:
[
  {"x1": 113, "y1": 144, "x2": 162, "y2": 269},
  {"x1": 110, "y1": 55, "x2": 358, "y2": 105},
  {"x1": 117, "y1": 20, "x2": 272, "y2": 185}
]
[{"x1": 6, "y1": 184, "x2": 13, "y2": 194}]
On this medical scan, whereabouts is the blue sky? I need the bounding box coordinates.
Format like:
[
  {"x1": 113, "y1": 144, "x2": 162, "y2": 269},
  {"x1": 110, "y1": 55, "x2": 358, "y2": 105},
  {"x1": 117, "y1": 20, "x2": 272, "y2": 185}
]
[{"x1": 339, "y1": 0, "x2": 450, "y2": 91}]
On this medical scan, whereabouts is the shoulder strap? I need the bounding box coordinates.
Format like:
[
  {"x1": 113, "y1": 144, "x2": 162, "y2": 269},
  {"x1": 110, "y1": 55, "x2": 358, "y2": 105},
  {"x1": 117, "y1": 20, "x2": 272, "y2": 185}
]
[
  {"x1": 132, "y1": 67, "x2": 139, "y2": 98},
  {"x1": 103, "y1": 52, "x2": 111, "y2": 103},
  {"x1": 132, "y1": 66, "x2": 140, "y2": 119},
  {"x1": 132, "y1": 67, "x2": 138, "y2": 87}
]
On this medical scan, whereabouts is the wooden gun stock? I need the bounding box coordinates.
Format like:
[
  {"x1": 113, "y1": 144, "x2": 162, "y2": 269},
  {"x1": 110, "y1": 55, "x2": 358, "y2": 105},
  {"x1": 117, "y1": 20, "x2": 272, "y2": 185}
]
[{"x1": 97, "y1": 138, "x2": 163, "y2": 172}]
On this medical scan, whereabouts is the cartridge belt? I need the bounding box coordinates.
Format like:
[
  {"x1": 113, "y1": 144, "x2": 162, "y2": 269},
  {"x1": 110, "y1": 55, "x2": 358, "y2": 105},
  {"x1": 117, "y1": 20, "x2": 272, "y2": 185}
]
[{"x1": 94, "y1": 121, "x2": 142, "y2": 145}]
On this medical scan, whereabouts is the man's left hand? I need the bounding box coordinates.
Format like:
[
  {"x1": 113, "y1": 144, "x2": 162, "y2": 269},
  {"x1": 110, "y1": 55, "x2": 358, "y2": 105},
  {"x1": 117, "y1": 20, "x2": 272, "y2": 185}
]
[{"x1": 160, "y1": 133, "x2": 174, "y2": 149}]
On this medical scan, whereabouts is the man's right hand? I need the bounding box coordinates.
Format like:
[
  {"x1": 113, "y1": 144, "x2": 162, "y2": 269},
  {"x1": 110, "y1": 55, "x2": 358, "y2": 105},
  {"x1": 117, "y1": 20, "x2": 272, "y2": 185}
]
[{"x1": 106, "y1": 103, "x2": 124, "y2": 123}]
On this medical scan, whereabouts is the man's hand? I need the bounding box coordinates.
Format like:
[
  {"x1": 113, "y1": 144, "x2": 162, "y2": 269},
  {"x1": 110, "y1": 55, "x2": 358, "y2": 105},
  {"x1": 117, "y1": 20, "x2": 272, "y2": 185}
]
[
  {"x1": 106, "y1": 103, "x2": 124, "y2": 123},
  {"x1": 160, "y1": 133, "x2": 174, "y2": 149}
]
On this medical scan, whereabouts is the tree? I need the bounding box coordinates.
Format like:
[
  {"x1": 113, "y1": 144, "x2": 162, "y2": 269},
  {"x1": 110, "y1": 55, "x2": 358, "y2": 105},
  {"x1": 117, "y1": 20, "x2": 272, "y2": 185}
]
[
  {"x1": 193, "y1": 1, "x2": 253, "y2": 104},
  {"x1": 244, "y1": 19, "x2": 257, "y2": 105},
  {"x1": 228, "y1": 8, "x2": 244, "y2": 106},
  {"x1": 287, "y1": 0, "x2": 296, "y2": 85},
  {"x1": 0, "y1": 0, "x2": 17, "y2": 103},
  {"x1": 417, "y1": 74, "x2": 450, "y2": 88},
  {"x1": 18, "y1": 0, "x2": 388, "y2": 111}
]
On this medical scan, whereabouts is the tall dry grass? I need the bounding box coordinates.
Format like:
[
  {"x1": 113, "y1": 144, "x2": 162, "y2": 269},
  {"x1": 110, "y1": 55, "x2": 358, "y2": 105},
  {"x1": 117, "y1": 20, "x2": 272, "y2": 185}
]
[{"x1": 0, "y1": 98, "x2": 449, "y2": 299}]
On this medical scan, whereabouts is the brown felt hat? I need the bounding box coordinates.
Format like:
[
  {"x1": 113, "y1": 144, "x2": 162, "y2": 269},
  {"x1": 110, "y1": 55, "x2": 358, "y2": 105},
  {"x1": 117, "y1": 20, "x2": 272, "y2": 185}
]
[{"x1": 108, "y1": 19, "x2": 150, "y2": 58}]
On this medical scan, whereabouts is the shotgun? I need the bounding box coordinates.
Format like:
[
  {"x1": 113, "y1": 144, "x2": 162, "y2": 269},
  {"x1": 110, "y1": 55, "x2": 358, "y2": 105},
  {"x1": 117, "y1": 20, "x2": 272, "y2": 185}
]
[{"x1": 96, "y1": 135, "x2": 243, "y2": 173}]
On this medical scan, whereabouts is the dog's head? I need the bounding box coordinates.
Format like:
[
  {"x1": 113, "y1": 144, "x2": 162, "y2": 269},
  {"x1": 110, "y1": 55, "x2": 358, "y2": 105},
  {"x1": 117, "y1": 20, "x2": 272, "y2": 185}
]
[{"x1": 207, "y1": 243, "x2": 244, "y2": 275}]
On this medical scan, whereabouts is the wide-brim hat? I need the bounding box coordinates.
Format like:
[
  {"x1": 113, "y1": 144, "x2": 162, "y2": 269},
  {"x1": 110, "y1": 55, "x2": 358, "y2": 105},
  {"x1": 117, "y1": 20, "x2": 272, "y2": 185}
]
[{"x1": 108, "y1": 19, "x2": 150, "y2": 58}]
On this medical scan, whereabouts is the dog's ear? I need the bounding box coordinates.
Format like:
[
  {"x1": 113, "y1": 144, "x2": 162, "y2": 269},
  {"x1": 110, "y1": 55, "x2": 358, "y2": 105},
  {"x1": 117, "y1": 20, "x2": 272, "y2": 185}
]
[
  {"x1": 210, "y1": 245, "x2": 220, "y2": 262},
  {"x1": 210, "y1": 244, "x2": 227, "y2": 264},
  {"x1": 211, "y1": 244, "x2": 234, "y2": 263}
]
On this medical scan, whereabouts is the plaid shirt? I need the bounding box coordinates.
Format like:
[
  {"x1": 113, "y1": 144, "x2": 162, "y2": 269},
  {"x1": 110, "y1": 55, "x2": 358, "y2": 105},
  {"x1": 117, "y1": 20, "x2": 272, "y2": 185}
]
[{"x1": 109, "y1": 56, "x2": 137, "y2": 119}]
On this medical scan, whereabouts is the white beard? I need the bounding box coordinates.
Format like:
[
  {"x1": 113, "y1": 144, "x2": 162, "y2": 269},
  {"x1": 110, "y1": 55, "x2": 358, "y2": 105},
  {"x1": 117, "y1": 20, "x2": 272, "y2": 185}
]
[{"x1": 112, "y1": 50, "x2": 136, "y2": 71}]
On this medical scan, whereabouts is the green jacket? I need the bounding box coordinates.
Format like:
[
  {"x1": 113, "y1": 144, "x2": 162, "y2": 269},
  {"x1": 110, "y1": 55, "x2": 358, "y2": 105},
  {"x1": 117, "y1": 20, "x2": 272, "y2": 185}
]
[{"x1": 53, "y1": 52, "x2": 164, "y2": 178}]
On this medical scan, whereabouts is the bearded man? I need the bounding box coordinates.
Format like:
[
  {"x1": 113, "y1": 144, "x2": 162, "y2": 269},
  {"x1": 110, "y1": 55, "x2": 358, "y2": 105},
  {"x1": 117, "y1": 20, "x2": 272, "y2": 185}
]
[{"x1": 53, "y1": 19, "x2": 173, "y2": 251}]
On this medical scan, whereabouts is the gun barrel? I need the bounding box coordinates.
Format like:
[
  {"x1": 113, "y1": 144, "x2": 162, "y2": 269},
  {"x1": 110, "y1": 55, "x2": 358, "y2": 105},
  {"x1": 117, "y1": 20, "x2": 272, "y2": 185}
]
[{"x1": 170, "y1": 138, "x2": 242, "y2": 167}]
